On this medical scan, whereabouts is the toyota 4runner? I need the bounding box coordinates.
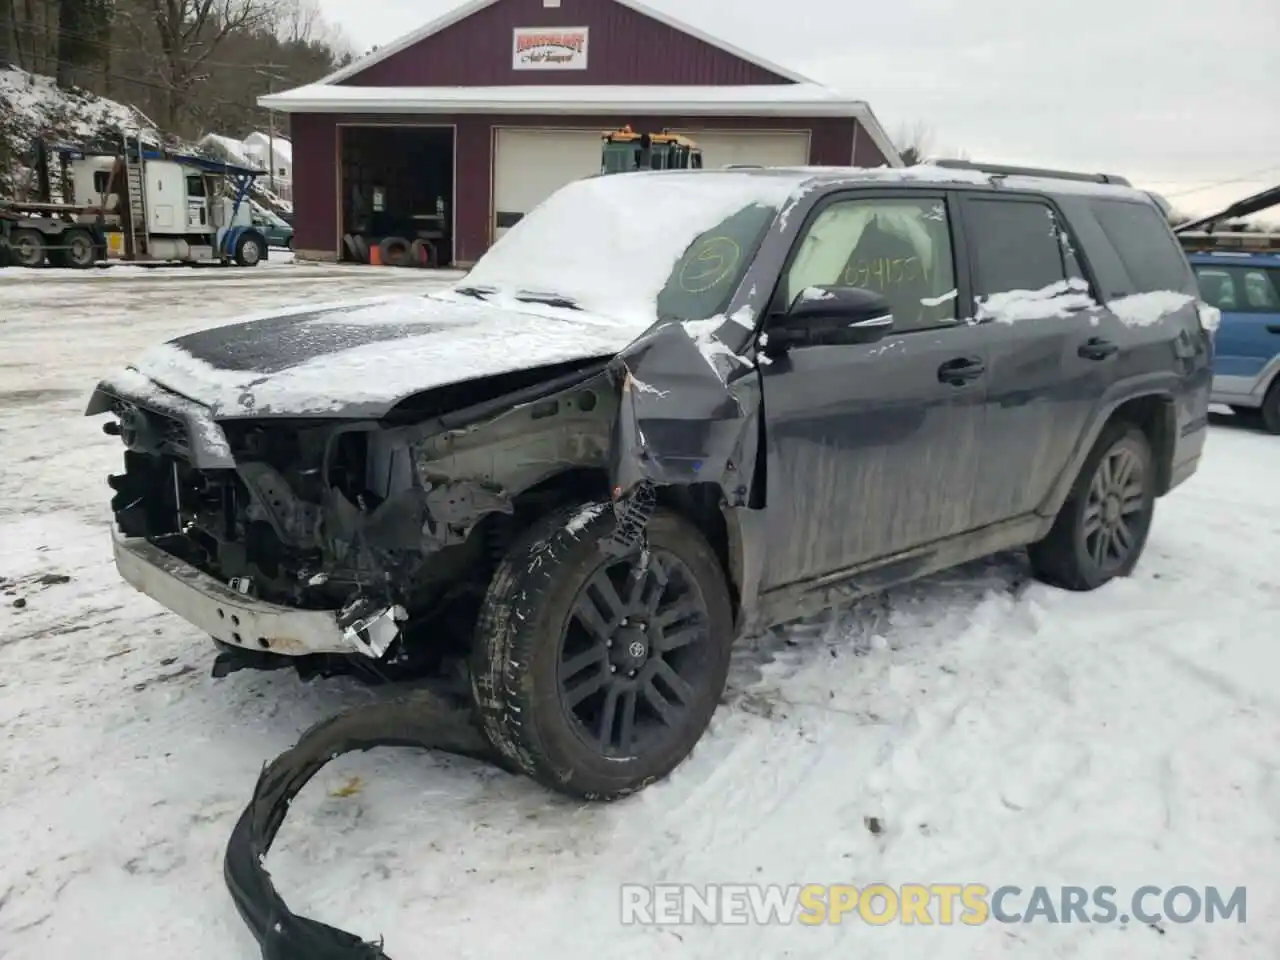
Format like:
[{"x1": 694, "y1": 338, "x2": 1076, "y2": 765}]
[{"x1": 86, "y1": 160, "x2": 1214, "y2": 800}]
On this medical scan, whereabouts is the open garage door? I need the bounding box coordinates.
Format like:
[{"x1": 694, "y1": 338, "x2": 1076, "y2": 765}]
[
  {"x1": 670, "y1": 129, "x2": 810, "y2": 169},
  {"x1": 340, "y1": 125, "x2": 455, "y2": 266},
  {"x1": 492, "y1": 128, "x2": 602, "y2": 242}
]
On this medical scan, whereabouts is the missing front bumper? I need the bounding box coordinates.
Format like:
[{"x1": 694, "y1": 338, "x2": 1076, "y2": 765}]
[{"x1": 112, "y1": 530, "x2": 402, "y2": 658}]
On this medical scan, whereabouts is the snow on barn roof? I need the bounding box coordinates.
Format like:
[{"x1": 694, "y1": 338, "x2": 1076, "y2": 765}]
[
  {"x1": 258, "y1": 84, "x2": 900, "y2": 162},
  {"x1": 255, "y1": 0, "x2": 902, "y2": 165}
]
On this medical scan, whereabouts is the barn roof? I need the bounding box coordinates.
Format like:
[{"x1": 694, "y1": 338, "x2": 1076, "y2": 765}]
[
  {"x1": 257, "y1": 0, "x2": 903, "y2": 165},
  {"x1": 318, "y1": 0, "x2": 815, "y2": 86}
]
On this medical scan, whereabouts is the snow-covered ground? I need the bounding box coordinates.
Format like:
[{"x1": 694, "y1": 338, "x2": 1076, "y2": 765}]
[{"x1": 0, "y1": 264, "x2": 1276, "y2": 959}]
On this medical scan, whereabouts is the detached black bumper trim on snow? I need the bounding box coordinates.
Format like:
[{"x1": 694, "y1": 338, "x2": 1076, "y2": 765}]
[{"x1": 224, "y1": 692, "x2": 502, "y2": 959}]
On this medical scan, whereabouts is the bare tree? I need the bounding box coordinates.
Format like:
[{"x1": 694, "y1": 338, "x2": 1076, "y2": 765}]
[
  {"x1": 139, "y1": 0, "x2": 280, "y2": 127},
  {"x1": 897, "y1": 120, "x2": 932, "y2": 166},
  {"x1": 895, "y1": 121, "x2": 969, "y2": 166}
]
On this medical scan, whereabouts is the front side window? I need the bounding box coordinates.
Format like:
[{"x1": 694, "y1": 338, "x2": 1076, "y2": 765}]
[
  {"x1": 1194, "y1": 266, "x2": 1238, "y2": 309},
  {"x1": 781, "y1": 197, "x2": 958, "y2": 332}
]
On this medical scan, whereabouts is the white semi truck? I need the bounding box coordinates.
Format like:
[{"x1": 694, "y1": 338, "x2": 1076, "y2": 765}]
[{"x1": 0, "y1": 135, "x2": 271, "y2": 268}]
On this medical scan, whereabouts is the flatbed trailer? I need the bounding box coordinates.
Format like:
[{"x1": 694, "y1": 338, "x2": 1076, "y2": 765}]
[{"x1": 0, "y1": 198, "x2": 110, "y2": 268}]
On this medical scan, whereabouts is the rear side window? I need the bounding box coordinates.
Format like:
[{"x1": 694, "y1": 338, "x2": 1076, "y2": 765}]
[
  {"x1": 965, "y1": 197, "x2": 1070, "y2": 295},
  {"x1": 1091, "y1": 200, "x2": 1192, "y2": 294},
  {"x1": 1243, "y1": 269, "x2": 1279, "y2": 309},
  {"x1": 1196, "y1": 264, "x2": 1280, "y2": 312}
]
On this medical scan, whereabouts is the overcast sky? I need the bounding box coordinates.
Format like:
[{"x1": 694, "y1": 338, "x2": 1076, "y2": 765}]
[{"x1": 315, "y1": 0, "x2": 1279, "y2": 217}]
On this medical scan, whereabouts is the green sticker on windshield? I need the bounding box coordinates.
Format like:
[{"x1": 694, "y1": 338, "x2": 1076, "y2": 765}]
[{"x1": 677, "y1": 236, "x2": 742, "y2": 293}]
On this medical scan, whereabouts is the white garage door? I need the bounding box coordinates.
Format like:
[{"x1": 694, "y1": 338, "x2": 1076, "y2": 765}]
[
  {"x1": 492, "y1": 128, "x2": 602, "y2": 242},
  {"x1": 671, "y1": 130, "x2": 810, "y2": 170}
]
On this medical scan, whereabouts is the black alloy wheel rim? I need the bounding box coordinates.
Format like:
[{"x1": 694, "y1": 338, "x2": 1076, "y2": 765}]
[
  {"x1": 557, "y1": 548, "x2": 712, "y2": 758},
  {"x1": 1083, "y1": 443, "x2": 1146, "y2": 572}
]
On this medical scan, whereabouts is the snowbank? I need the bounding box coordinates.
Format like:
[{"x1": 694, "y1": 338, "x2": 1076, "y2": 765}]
[{"x1": 1, "y1": 66, "x2": 158, "y2": 196}]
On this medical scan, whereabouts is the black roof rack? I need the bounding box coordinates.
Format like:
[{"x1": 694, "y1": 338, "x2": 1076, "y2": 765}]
[
  {"x1": 1176, "y1": 231, "x2": 1280, "y2": 253},
  {"x1": 930, "y1": 159, "x2": 1131, "y2": 186}
]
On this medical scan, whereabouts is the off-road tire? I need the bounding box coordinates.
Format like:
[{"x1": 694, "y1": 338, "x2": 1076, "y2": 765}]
[
  {"x1": 471, "y1": 502, "x2": 735, "y2": 800},
  {"x1": 1028, "y1": 421, "x2": 1156, "y2": 591},
  {"x1": 1260, "y1": 379, "x2": 1280, "y2": 435},
  {"x1": 234, "y1": 231, "x2": 264, "y2": 267}
]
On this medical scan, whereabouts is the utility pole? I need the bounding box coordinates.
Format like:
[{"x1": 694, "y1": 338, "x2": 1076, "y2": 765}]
[{"x1": 254, "y1": 68, "x2": 289, "y2": 194}]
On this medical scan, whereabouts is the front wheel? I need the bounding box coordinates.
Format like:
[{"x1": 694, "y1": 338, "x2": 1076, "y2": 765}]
[
  {"x1": 1028, "y1": 422, "x2": 1156, "y2": 591},
  {"x1": 472, "y1": 503, "x2": 735, "y2": 800},
  {"x1": 1260, "y1": 380, "x2": 1280, "y2": 435},
  {"x1": 234, "y1": 231, "x2": 263, "y2": 267}
]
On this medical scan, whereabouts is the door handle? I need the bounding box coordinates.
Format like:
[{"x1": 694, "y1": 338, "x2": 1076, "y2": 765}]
[
  {"x1": 937, "y1": 356, "x2": 985, "y2": 385},
  {"x1": 1266, "y1": 324, "x2": 1280, "y2": 335},
  {"x1": 1078, "y1": 337, "x2": 1118, "y2": 360}
]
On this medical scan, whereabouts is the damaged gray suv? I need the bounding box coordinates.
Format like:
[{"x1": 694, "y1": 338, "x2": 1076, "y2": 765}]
[{"x1": 87, "y1": 161, "x2": 1213, "y2": 800}]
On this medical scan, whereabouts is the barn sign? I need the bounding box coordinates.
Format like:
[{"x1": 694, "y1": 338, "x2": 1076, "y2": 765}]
[{"x1": 512, "y1": 26, "x2": 589, "y2": 70}]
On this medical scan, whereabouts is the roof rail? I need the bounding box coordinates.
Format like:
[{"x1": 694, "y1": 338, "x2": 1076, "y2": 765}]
[{"x1": 930, "y1": 158, "x2": 1131, "y2": 186}]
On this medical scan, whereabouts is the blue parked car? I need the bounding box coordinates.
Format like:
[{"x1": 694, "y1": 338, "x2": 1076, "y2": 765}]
[
  {"x1": 1176, "y1": 187, "x2": 1280, "y2": 433},
  {"x1": 248, "y1": 202, "x2": 294, "y2": 249}
]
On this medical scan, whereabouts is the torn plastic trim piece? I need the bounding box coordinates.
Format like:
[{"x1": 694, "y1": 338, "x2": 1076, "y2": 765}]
[
  {"x1": 224, "y1": 693, "x2": 501, "y2": 960},
  {"x1": 339, "y1": 601, "x2": 407, "y2": 659}
]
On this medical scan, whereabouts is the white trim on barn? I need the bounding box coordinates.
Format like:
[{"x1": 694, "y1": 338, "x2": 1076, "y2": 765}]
[
  {"x1": 258, "y1": 84, "x2": 903, "y2": 166},
  {"x1": 317, "y1": 0, "x2": 815, "y2": 86},
  {"x1": 259, "y1": 83, "x2": 861, "y2": 115}
]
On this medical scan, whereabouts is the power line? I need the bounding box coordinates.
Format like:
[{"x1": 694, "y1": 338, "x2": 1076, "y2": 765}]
[{"x1": 1161, "y1": 166, "x2": 1280, "y2": 199}]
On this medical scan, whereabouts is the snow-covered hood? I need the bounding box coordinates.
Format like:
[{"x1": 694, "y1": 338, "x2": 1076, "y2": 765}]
[{"x1": 114, "y1": 291, "x2": 652, "y2": 418}]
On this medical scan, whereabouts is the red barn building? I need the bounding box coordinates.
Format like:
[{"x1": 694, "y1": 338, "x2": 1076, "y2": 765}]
[{"x1": 259, "y1": 0, "x2": 901, "y2": 267}]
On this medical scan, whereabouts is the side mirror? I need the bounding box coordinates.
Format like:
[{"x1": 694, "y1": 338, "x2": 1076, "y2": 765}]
[{"x1": 769, "y1": 285, "x2": 894, "y2": 350}]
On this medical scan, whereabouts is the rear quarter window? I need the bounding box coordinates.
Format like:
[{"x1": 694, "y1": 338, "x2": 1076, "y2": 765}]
[{"x1": 1090, "y1": 199, "x2": 1195, "y2": 295}]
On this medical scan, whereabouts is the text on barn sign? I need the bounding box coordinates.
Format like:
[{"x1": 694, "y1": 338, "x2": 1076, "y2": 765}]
[{"x1": 512, "y1": 26, "x2": 589, "y2": 70}]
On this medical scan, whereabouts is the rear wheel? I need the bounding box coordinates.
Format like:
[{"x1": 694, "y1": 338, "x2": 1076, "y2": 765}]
[
  {"x1": 1028, "y1": 422, "x2": 1156, "y2": 591},
  {"x1": 61, "y1": 229, "x2": 96, "y2": 269},
  {"x1": 472, "y1": 503, "x2": 734, "y2": 800},
  {"x1": 10, "y1": 228, "x2": 45, "y2": 267}
]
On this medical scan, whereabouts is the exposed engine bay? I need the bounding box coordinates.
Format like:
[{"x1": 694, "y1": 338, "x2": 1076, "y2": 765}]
[{"x1": 94, "y1": 358, "x2": 621, "y2": 678}]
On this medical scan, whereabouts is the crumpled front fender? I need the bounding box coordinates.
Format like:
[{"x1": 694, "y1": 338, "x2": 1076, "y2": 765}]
[{"x1": 607, "y1": 319, "x2": 761, "y2": 506}]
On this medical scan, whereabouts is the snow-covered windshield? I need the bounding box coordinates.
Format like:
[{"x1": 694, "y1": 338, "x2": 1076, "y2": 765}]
[{"x1": 458, "y1": 171, "x2": 798, "y2": 326}]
